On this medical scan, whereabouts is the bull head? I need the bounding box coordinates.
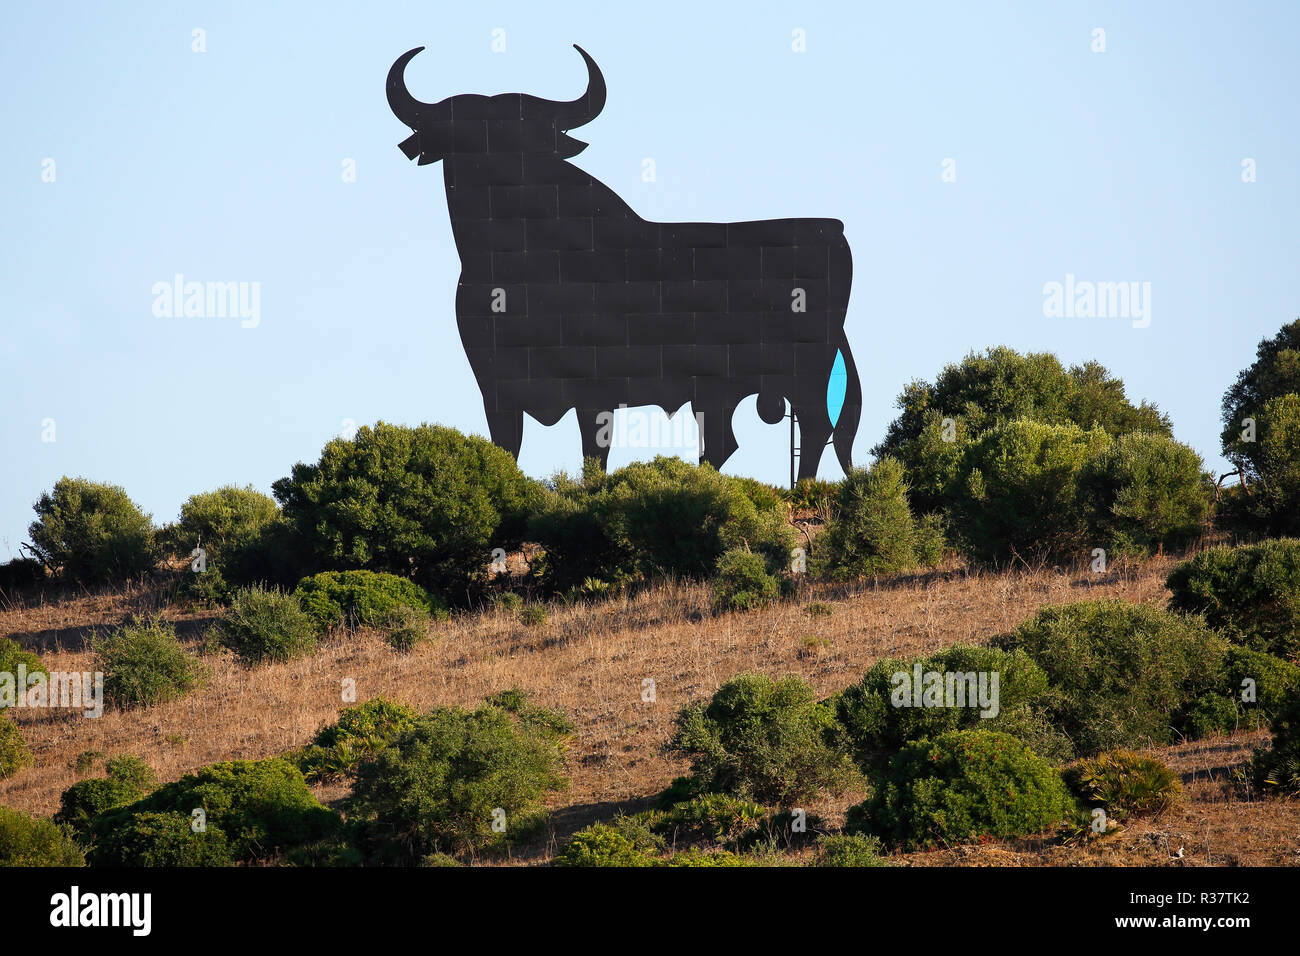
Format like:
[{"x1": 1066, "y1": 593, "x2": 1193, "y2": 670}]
[{"x1": 387, "y1": 45, "x2": 606, "y2": 164}]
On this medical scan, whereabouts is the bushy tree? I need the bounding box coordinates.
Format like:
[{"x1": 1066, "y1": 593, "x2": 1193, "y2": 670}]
[
  {"x1": 347, "y1": 692, "x2": 571, "y2": 861},
  {"x1": 272, "y1": 422, "x2": 536, "y2": 602},
  {"x1": 0, "y1": 807, "x2": 85, "y2": 866},
  {"x1": 1166, "y1": 539, "x2": 1300, "y2": 660},
  {"x1": 1076, "y1": 431, "x2": 1212, "y2": 556},
  {"x1": 56, "y1": 755, "x2": 157, "y2": 841},
  {"x1": 832, "y1": 644, "x2": 1072, "y2": 770},
  {"x1": 294, "y1": 570, "x2": 447, "y2": 631},
  {"x1": 874, "y1": 348, "x2": 1169, "y2": 513},
  {"x1": 848, "y1": 729, "x2": 1076, "y2": 850},
  {"x1": 1220, "y1": 318, "x2": 1300, "y2": 535},
  {"x1": 992, "y1": 600, "x2": 1229, "y2": 754},
  {"x1": 813, "y1": 457, "x2": 943, "y2": 579},
  {"x1": 952, "y1": 420, "x2": 1110, "y2": 563},
  {"x1": 89, "y1": 758, "x2": 338, "y2": 865},
  {"x1": 27, "y1": 477, "x2": 156, "y2": 584},
  {"x1": 529, "y1": 457, "x2": 796, "y2": 592}
]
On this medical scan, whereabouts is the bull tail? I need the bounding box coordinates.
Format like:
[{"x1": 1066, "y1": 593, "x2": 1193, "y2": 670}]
[{"x1": 832, "y1": 332, "x2": 862, "y2": 475}]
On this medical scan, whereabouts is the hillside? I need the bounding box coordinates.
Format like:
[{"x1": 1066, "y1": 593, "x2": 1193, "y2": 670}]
[{"x1": 3, "y1": 554, "x2": 1293, "y2": 866}]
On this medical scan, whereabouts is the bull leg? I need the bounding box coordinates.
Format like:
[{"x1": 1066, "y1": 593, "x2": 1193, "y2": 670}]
[
  {"x1": 577, "y1": 408, "x2": 612, "y2": 472},
  {"x1": 485, "y1": 408, "x2": 524, "y2": 460},
  {"x1": 698, "y1": 405, "x2": 739, "y2": 471},
  {"x1": 794, "y1": 403, "x2": 832, "y2": 481}
]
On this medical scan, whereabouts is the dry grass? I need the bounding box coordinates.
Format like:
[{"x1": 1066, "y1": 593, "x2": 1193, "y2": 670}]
[{"x1": 2, "y1": 555, "x2": 1297, "y2": 866}]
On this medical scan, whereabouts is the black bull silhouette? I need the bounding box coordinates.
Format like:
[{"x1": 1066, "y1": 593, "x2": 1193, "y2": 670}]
[{"x1": 387, "y1": 45, "x2": 862, "y2": 479}]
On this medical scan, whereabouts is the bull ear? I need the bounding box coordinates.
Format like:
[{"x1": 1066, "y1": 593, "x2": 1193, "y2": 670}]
[{"x1": 398, "y1": 132, "x2": 421, "y2": 159}]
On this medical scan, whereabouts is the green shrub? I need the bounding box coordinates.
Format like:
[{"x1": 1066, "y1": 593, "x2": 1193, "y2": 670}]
[
  {"x1": 814, "y1": 457, "x2": 941, "y2": 579},
  {"x1": 712, "y1": 547, "x2": 780, "y2": 612},
  {"x1": 803, "y1": 601, "x2": 834, "y2": 617},
  {"x1": 493, "y1": 592, "x2": 524, "y2": 613},
  {"x1": 785, "y1": 477, "x2": 839, "y2": 515},
  {"x1": 661, "y1": 848, "x2": 757, "y2": 866},
  {"x1": 851, "y1": 729, "x2": 1076, "y2": 850},
  {"x1": 814, "y1": 833, "x2": 889, "y2": 867},
  {"x1": 0, "y1": 713, "x2": 32, "y2": 779},
  {"x1": 272, "y1": 422, "x2": 537, "y2": 600},
  {"x1": 0, "y1": 557, "x2": 45, "y2": 596},
  {"x1": 669, "y1": 672, "x2": 855, "y2": 805},
  {"x1": 55, "y1": 755, "x2": 156, "y2": 841},
  {"x1": 1064, "y1": 750, "x2": 1181, "y2": 821},
  {"x1": 953, "y1": 419, "x2": 1111, "y2": 563},
  {"x1": 1220, "y1": 319, "x2": 1300, "y2": 537},
  {"x1": 1167, "y1": 539, "x2": 1300, "y2": 660},
  {"x1": 384, "y1": 604, "x2": 432, "y2": 651},
  {"x1": 294, "y1": 569, "x2": 447, "y2": 631},
  {"x1": 831, "y1": 644, "x2": 1073, "y2": 771},
  {"x1": 528, "y1": 457, "x2": 796, "y2": 593},
  {"x1": 651, "y1": 793, "x2": 768, "y2": 846},
  {"x1": 991, "y1": 600, "x2": 1229, "y2": 754},
  {"x1": 295, "y1": 697, "x2": 423, "y2": 782},
  {"x1": 213, "y1": 586, "x2": 319, "y2": 665},
  {"x1": 554, "y1": 824, "x2": 656, "y2": 867},
  {"x1": 27, "y1": 477, "x2": 157, "y2": 584},
  {"x1": 1186, "y1": 647, "x2": 1300, "y2": 736},
  {"x1": 175, "y1": 563, "x2": 231, "y2": 607},
  {"x1": 1253, "y1": 688, "x2": 1300, "y2": 793},
  {"x1": 0, "y1": 636, "x2": 45, "y2": 685},
  {"x1": 1076, "y1": 431, "x2": 1212, "y2": 556},
  {"x1": 170, "y1": 485, "x2": 279, "y2": 566},
  {"x1": 422, "y1": 852, "x2": 463, "y2": 867},
  {"x1": 0, "y1": 807, "x2": 85, "y2": 866},
  {"x1": 91, "y1": 810, "x2": 233, "y2": 867},
  {"x1": 873, "y1": 348, "x2": 1170, "y2": 514},
  {"x1": 94, "y1": 618, "x2": 202, "y2": 708},
  {"x1": 520, "y1": 604, "x2": 548, "y2": 627},
  {"x1": 347, "y1": 693, "x2": 571, "y2": 861},
  {"x1": 90, "y1": 757, "x2": 338, "y2": 865}
]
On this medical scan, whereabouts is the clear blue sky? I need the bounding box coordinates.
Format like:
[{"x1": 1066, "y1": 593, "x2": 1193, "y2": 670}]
[{"x1": 2, "y1": 1, "x2": 1297, "y2": 557}]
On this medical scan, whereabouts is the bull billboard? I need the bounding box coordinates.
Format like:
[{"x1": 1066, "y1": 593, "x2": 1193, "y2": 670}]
[{"x1": 387, "y1": 45, "x2": 861, "y2": 480}]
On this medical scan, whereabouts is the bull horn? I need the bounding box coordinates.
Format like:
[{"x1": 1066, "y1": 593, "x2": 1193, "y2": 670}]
[
  {"x1": 387, "y1": 47, "x2": 446, "y2": 128},
  {"x1": 552, "y1": 45, "x2": 606, "y2": 130}
]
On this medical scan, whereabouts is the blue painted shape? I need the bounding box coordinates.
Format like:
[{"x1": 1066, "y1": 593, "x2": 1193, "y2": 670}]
[{"x1": 827, "y1": 350, "x2": 847, "y2": 427}]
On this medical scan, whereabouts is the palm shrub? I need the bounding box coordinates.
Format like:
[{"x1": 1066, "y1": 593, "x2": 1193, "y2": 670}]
[
  {"x1": 991, "y1": 600, "x2": 1230, "y2": 754},
  {"x1": 294, "y1": 697, "x2": 423, "y2": 782},
  {"x1": 1166, "y1": 539, "x2": 1300, "y2": 660},
  {"x1": 94, "y1": 618, "x2": 203, "y2": 708},
  {"x1": 213, "y1": 586, "x2": 319, "y2": 665},
  {"x1": 1064, "y1": 750, "x2": 1181, "y2": 821},
  {"x1": 848, "y1": 729, "x2": 1076, "y2": 850},
  {"x1": 554, "y1": 824, "x2": 656, "y2": 867},
  {"x1": 831, "y1": 644, "x2": 1072, "y2": 771},
  {"x1": 668, "y1": 672, "x2": 856, "y2": 805},
  {"x1": 1253, "y1": 688, "x2": 1300, "y2": 794},
  {"x1": 347, "y1": 691, "x2": 572, "y2": 861},
  {"x1": 27, "y1": 477, "x2": 156, "y2": 584}
]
